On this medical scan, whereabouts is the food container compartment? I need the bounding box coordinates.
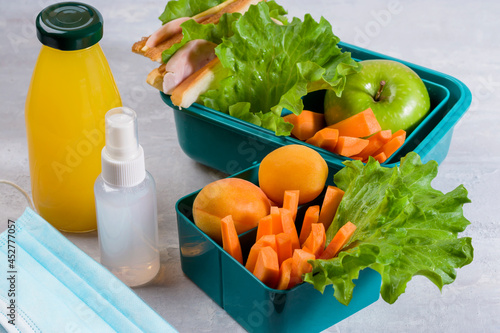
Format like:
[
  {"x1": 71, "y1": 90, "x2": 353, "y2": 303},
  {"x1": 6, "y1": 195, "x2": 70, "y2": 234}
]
[
  {"x1": 162, "y1": 41, "x2": 471, "y2": 174},
  {"x1": 175, "y1": 164, "x2": 382, "y2": 333}
]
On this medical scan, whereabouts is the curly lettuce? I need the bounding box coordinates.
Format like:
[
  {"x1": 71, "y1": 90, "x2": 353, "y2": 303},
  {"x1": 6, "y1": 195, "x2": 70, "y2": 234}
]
[
  {"x1": 200, "y1": 2, "x2": 360, "y2": 135},
  {"x1": 304, "y1": 152, "x2": 474, "y2": 305},
  {"x1": 158, "y1": 0, "x2": 227, "y2": 24}
]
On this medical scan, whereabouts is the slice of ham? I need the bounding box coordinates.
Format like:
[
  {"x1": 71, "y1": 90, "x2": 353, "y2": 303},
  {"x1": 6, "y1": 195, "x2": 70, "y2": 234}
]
[{"x1": 162, "y1": 39, "x2": 218, "y2": 94}]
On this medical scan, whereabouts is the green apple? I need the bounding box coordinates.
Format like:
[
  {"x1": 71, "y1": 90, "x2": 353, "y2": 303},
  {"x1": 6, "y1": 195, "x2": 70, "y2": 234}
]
[{"x1": 324, "y1": 59, "x2": 430, "y2": 134}]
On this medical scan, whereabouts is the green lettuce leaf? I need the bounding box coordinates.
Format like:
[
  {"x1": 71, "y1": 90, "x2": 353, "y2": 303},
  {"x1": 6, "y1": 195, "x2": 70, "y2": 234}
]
[
  {"x1": 161, "y1": 1, "x2": 288, "y2": 63},
  {"x1": 158, "y1": 0, "x2": 226, "y2": 24},
  {"x1": 199, "y1": 1, "x2": 360, "y2": 135},
  {"x1": 303, "y1": 152, "x2": 474, "y2": 305}
]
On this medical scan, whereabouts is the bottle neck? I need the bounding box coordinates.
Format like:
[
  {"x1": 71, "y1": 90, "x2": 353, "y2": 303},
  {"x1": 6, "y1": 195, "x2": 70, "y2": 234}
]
[{"x1": 101, "y1": 145, "x2": 146, "y2": 187}]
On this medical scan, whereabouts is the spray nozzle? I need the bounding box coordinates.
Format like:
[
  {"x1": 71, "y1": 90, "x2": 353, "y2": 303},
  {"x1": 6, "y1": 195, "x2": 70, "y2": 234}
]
[{"x1": 104, "y1": 107, "x2": 140, "y2": 161}]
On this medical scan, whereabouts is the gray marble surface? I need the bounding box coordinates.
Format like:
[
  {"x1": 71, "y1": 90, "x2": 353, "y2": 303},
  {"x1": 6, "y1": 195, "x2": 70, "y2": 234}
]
[{"x1": 1, "y1": 0, "x2": 499, "y2": 332}]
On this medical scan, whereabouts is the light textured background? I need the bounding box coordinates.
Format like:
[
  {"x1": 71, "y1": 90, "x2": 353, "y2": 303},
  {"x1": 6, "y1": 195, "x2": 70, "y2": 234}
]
[{"x1": 1, "y1": 0, "x2": 499, "y2": 332}]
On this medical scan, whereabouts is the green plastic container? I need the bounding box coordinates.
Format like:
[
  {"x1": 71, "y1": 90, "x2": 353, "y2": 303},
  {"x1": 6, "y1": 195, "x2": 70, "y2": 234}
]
[
  {"x1": 161, "y1": 42, "x2": 471, "y2": 174},
  {"x1": 175, "y1": 165, "x2": 382, "y2": 332}
]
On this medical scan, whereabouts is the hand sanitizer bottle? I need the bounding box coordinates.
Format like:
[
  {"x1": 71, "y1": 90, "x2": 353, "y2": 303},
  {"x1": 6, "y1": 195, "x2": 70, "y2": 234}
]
[{"x1": 94, "y1": 107, "x2": 160, "y2": 287}]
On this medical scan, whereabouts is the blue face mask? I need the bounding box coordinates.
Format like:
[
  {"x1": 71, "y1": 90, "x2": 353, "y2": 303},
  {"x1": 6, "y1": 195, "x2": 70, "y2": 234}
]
[{"x1": 0, "y1": 208, "x2": 177, "y2": 333}]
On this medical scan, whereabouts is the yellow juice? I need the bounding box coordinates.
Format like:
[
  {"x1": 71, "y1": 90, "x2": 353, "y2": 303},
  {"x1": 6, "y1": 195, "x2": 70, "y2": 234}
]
[{"x1": 25, "y1": 44, "x2": 121, "y2": 232}]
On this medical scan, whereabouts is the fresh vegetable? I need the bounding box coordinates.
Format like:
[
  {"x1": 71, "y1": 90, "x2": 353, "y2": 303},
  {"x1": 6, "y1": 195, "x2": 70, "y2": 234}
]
[
  {"x1": 276, "y1": 233, "x2": 293, "y2": 266},
  {"x1": 333, "y1": 136, "x2": 369, "y2": 157},
  {"x1": 299, "y1": 205, "x2": 320, "y2": 245},
  {"x1": 302, "y1": 223, "x2": 326, "y2": 258},
  {"x1": 258, "y1": 145, "x2": 328, "y2": 205},
  {"x1": 289, "y1": 249, "x2": 315, "y2": 289},
  {"x1": 317, "y1": 186, "x2": 344, "y2": 231},
  {"x1": 327, "y1": 108, "x2": 381, "y2": 138},
  {"x1": 372, "y1": 129, "x2": 406, "y2": 158},
  {"x1": 276, "y1": 258, "x2": 293, "y2": 290},
  {"x1": 280, "y1": 209, "x2": 300, "y2": 251},
  {"x1": 324, "y1": 59, "x2": 431, "y2": 134},
  {"x1": 221, "y1": 215, "x2": 243, "y2": 264},
  {"x1": 256, "y1": 215, "x2": 273, "y2": 241},
  {"x1": 283, "y1": 111, "x2": 326, "y2": 141},
  {"x1": 305, "y1": 128, "x2": 339, "y2": 152},
  {"x1": 354, "y1": 129, "x2": 392, "y2": 161},
  {"x1": 317, "y1": 221, "x2": 356, "y2": 260},
  {"x1": 304, "y1": 152, "x2": 473, "y2": 305},
  {"x1": 253, "y1": 246, "x2": 280, "y2": 288},
  {"x1": 270, "y1": 206, "x2": 284, "y2": 234},
  {"x1": 282, "y1": 190, "x2": 299, "y2": 221}
]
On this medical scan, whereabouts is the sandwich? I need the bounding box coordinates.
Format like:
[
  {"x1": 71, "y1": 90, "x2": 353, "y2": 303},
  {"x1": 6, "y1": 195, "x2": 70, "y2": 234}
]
[{"x1": 132, "y1": 0, "x2": 361, "y2": 136}]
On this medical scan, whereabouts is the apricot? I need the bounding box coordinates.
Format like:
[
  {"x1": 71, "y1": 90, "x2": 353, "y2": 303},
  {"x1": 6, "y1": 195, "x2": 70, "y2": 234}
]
[
  {"x1": 192, "y1": 178, "x2": 271, "y2": 243},
  {"x1": 258, "y1": 145, "x2": 328, "y2": 205}
]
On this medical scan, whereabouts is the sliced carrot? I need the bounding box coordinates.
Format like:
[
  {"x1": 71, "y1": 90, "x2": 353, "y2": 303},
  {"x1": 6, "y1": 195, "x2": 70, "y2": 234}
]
[
  {"x1": 372, "y1": 151, "x2": 387, "y2": 163},
  {"x1": 280, "y1": 209, "x2": 301, "y2": 251},
  {"x1": 327, "y1": 108, "x2": 382, "y2": 138},
  {"x1": 256, "y1": 234, "x2": 277, "y2": 252},
  {"x1": 270, "y1": 206, "x2": 283, "y2": 234},
  {"x1": 354, "y1": 129, "x2": 392, "y2": 160},
  {"x1": 319, "y1": 221, "x2": 357, "y2": 260},
  {"x1": 245, "y1": 243, "x2": 265, "y2": 272},
  {"x1": 246, "y1": 234, "x2": 278, "y2": 272},
  {"x1": 253, "y1": 246, "x2": 280, "y2": 288},
  {"x1": 282, "y1": 190, "x2": 300, "y2": 221},
  {"x1": 283, "y1": 110, "x2": 326, "y2": 141},
  {"x1": 333, "y1": 136, "x2": 370, "y2": 157},
  {"x1": 289, "y1": 249, "x2": 316, "y2": 289},
  {"x1": 256, "y1": 215, "x2": 273, "y2": 242},
  {"x1": 221, "y1": 215, "x2": 243, "y2": 264},
  {"x1": 318, "y1": 186, "x2": 344, "y2": 232},
  {"x1": 299, "y1": 205, "x2": 320, "y2": 246},
  {"x1": 302, "y1": 223, "x2": 326, "y2": 258},
  {"x1": 305, "y1": 128, "x2": 339, "y2": 152},
  {"x1": 351, "y1": 156, "x2": 364, "y2": 161},
  {"x1": 276, "y1": 233, "x2": 293, "y2": 266},
  {"x1": 276, "y1": 257, "x2": 293, "y2": 290},
  {"x1": 372, "y1": 129, "x2": 406, "y2": 159}
]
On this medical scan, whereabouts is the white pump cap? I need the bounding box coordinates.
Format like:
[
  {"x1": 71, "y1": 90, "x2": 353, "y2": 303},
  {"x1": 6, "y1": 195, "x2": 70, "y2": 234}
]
[{"x1": 101, "y1": 107, "x2": 146, "y2": 187}]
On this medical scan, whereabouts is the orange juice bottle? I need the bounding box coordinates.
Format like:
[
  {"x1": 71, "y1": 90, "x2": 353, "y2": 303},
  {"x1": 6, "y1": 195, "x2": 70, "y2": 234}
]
[{"x1": 25, "y1": 3, "x2": 121, "y2": 232}]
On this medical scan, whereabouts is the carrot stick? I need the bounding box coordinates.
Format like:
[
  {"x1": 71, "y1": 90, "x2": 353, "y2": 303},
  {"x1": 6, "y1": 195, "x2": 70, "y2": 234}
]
[
  {"x1": 253, "y1": 246, "x2": 280, "y2": 288},
  {"x1": 283, "y1": 110, "x2": 326, "y2": 141},
  {"x1": 256, "y1": 215, "x2": 273, "y2": 242},
  {"x1": 302, "y1": 223, "x2": 326, "y2": 258},
  {"x1": 299, "y1": 205, "x2": 320, "y2": 245},
  {"x1": 372, "y1": 151, "x2": 387, "y2": 163},
  {"x1": 318, "y1": 186, "x2": 344, "y2": 232},
  {"x1": 305, "y1": 128, "x2": 339, "y2": 152},
  {"x1": 282, "y1": 190, "x2": 300, "y2": 221},
  {"x1": 327, "y1": 108, "x2": 381, "y2": 138},
  {"x1": 333, "y1": 136, "x2": 370, "y2": 157},
  {"x1": 270, "y1": 206, "x2": 283, "y2": 234},
  {"x1": 280, "y1": 209, "x2": 301, "y2": 251},
  {"x1": 318, "y1": 221, "x2": 357, "y2": 260},
  {"x1": 221, "y1": 215, "x2": 243, "y2": 264},
  {"x1": 354, "y1": 129, "x2": 392, "y2": 161},
  {"x1": 276, "y1": 233, "x2": 293, "y2": 266},
  {"x1": 373, "y1": 129, "x2": 406, "y2": 159},
  {"x1": 246, "y1": 234, "x2": 277, "y2": 272},
  {"x1": 288, "y1": 249, "x2": 316, "y2": 289},
  {"x1": 276, "y1": 258, "x2": 293, "y2": 290}
]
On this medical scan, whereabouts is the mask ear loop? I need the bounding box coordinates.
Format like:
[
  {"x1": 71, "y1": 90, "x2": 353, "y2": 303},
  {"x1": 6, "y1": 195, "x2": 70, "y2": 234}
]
[{"x1": 0, "y1": 180, "x2": 35, "y2": 211}]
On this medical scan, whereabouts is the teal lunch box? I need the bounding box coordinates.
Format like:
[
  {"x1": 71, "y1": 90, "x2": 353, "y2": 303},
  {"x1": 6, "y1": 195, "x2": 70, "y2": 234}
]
[
  {"x1": 175, "y1": 164, "x2": 382, "y2": 333},
  {"x1": 162, "y1": 42, "x2": 472, "y2": 174}
]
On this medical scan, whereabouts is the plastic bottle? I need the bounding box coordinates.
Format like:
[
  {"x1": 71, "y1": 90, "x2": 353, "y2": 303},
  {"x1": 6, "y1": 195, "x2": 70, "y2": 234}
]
[
  {"x1": 94, "y1": 107, "x2": 160, "y2": 287},
  {"x1": 25, "y1": 3, "x2": 121, "y2": 232}
]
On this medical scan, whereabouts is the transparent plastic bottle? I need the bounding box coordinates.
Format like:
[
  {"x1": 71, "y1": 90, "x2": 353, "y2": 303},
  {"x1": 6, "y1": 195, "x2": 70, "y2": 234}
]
[
  {"x1": 94, "y1": 107, "x2": 160, "y2": 287},
  {"x1": 25, "y1": 3, "x2": 121, "y2": 232}
]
